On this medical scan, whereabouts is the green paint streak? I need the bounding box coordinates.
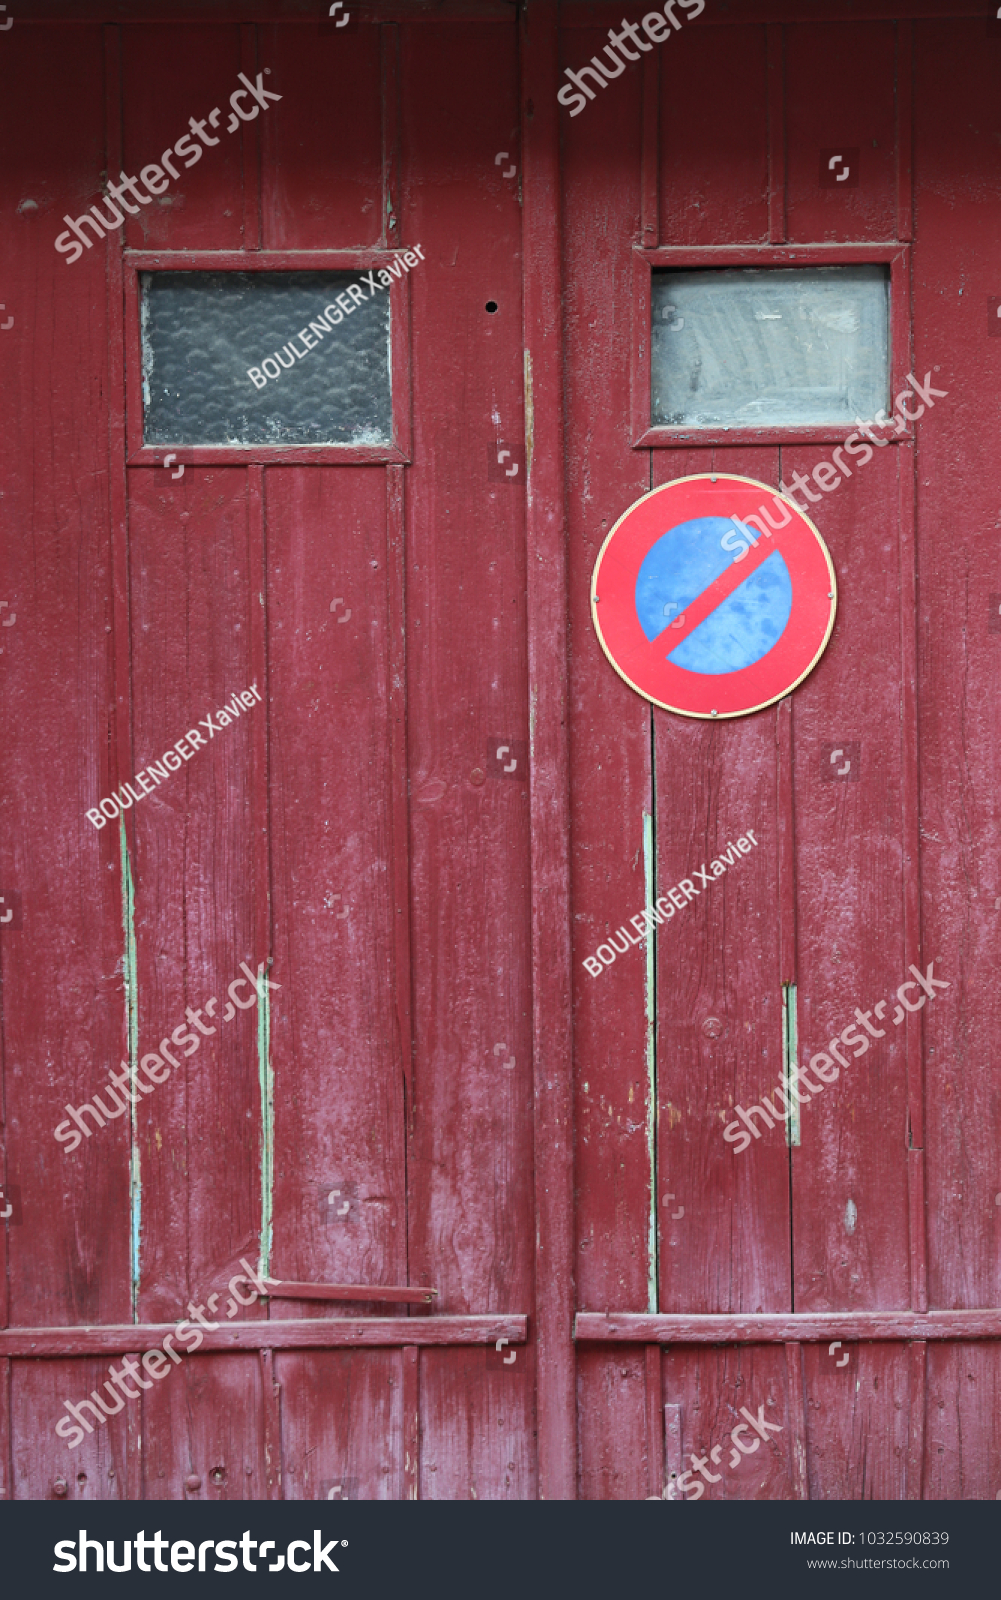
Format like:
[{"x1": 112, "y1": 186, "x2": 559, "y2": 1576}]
[
  {"x1": 120, "y1": 820, "x2": 140, "y2": 1320},
  {"x1": 782, "y1": 983, "x2": 800, "y2": 1147},
  {"x1": 643, "y1": 811, "x2": 658, "y2": 1315},
  {"x1": 257, "y1": 969, "x2": 274, "y2": 1281}
]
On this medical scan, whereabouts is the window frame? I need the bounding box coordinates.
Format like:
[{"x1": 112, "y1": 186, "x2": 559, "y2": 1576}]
[
  {"x1": 124, "y1": 249, "x2": 412, "y2": 466},
  {"x1": 631, "y1": 242, "x2": 912, "y2": 449}
]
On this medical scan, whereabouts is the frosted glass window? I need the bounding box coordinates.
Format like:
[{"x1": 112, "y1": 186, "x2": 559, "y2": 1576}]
[
  {"x1": 141, "y1": 270, "x2": 391, "y2": 446},
  {"x1": 651, "y1": 265, "x2": 890, "y2": 428}
]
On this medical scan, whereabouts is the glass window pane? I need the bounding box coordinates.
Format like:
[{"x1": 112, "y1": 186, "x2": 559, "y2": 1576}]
[
  {"x1": 141, "y1": 270, "x2": 392, "y2": 447},
  {"x1": 651, "y1": 265, "x2": 890, "y2": 428}
]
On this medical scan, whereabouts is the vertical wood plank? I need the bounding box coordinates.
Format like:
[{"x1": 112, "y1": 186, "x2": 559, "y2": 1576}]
[
  {"x1": 663, "y1": 1399, "x2": 682, "y2": 1497},
  {"x1": 240, "y1": 22, "x2": 261, "y2": 251},
  {"x1": 652, "y1": 449, "x2": 788, "y2": 1326},
  {"x1": 783, "y1": 1340, "x2": 809, "y2": 1499},
  {"x1": 0, "y1": 1358, "x2": 9, "y2": 1499},
  {"x1": 121, "y1": 22, "x2": 245, "y2": 252},
  {"x1": 403, "y1": 1344, "x2": 419, "y2": 1500},
  {"x1": 403, "y1": 13, "x2": 534, "y2": 1500},
  {"x1": 260, "y1": 1347, "x2": 283, "y2": 1500},
  {"x1": 659, "y1": 24, "x2": 769, "y2": 246},
  {"x1": 382, "y1": 22, "x2": 401, "y2": 250},
  {"x1": 776, "y1": 695, "x2": 797, "y2": 987},
  {"x1": 897, "y1": 443, "x2": 927, "y2": 1312},
  {"x1": 640, "y1": 48, "x2": 659, "y2": 249},
  {"x1": 248, "y1": 466, "x2": 271, "y2": 992},
  {"x1": 644, "y1": 1344, "x2": 663, "y2": 1498},
  {"x1": 895, "y1": 18, "x2": 914, "y2": 244},
  {"x1": 0, "y1": 18, "x2": 128, "y2": 1339},
  {"x1": 258, "y1": 21, "x2": 382, "y2": 251},
  {"x1": 385, "y1": 465, "x2": 413, "y2": 1138},
  {"x1": 278, "y1": 1349, "x2": 401, "y2": 1502},
  {"x1": 104, "y1": 24, "x2": 136, "y2": 1329},
  {"x1": 789, "y1": 444, "x2": 910, "y2": 1316},
  {"x1": 767, "y1": 23, "x2": 786, "y2": 243},
  {"x1": 524, "y1": 0, "x2": 575, "y2": 1500},
  {"x1": 906, "y1": 1339, "x2": 926, "y2": 1500},
  {"x1": 915, "y1": 17, "x2": 1001, "y2": 1319},
  {"x1": 785, "y1": 20, "x2": 897, "y2": 243},
  {"x1": 125, "y1": 1351, "x2": 142, "y2": 1502}
]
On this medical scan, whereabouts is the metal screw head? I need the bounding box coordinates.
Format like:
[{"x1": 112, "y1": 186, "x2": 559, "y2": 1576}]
[
  {"x1": 828, "y1": 591, "x2": 834, "y2": 598},
  {"x1": 185, "y1": 1474, "x2": 201, "y2": 1492},
  {"x1": 710, "y1": 709, "x2": 718, "y2": 716},
  {"x1": 52, "y1": 1478, "x2": 68, "y2": 1498}
]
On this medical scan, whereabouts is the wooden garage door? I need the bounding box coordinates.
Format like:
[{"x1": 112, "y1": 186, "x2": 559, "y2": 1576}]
[
  {"x1": 0, "y1": 6, "x2": 535, "y2": 1500},
  {"x1": 565, "y1": 4, "x2": 1001, "y2": 1499}
]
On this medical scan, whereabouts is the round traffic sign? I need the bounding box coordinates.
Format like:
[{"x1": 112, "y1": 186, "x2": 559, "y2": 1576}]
[{"x1": 590, "y1": 475, "x2": 837, "y2": 719}]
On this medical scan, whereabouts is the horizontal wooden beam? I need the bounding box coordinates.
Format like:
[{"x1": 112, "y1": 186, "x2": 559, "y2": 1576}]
[
  {"x1": 575, "y1": 1311, "x2": 1001, "y2": 1344},
  {"x1": 260, "y1": 1282, "x2": 438, "y2": 1305},
  {"x1": 0, "y1": 1315, "x2": 527, "y2": 1358}
]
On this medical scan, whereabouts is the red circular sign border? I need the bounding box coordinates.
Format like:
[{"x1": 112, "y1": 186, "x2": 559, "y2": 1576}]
[{"x1": 590, "y1": 474, "x2": 838, "y2": 720}]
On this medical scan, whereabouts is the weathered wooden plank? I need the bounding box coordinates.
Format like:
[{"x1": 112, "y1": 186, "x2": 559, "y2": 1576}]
[
  {"x1": 126, "y1": 467, "x2": 262, "y2": 1325},
  {"x1": 786, "y1": 442, "x2": 911, "y2": 1316},
  {"x1": 660, "y1": 1345, "x2": 795, "y2": 1500},
  {"x1": 278, "y1": 1348, "x2": 401, "y2": 1501},
  {"x1": 121, "y1": 19, "x2": 245, "y2": 251},
  {"x1": 258, "y1": 17, "x2": 383, "y2": 250},
  {"x1": 799, "y1": 1342, "x2": 911, "y2": 1499},
  {"x1": 562, "y1": 13, "x2": 653, "y2": 1339},
  {"x1": 523, "y1": 0, "x2": 576, "y2": 1503},
  {"x1": 142, "y1": 1351, "x2": 266, "y2": 1500},
  {"x1": 263, "y1": 1282, "x2": 437, "y2": 1304},
  {"x1": 577, "y1": 1348, "x2": 649, "y2": 1501},
  {"x1": 12, "y1": 1359, "x2": 130, "y2": 1501},
  {"x1": 784, "y1": 1341, "x2": 809, "y2": 1498},
  {"x1": 660, "y1": 21, "x2": 770, "y2": 247},
  {"x1": 0, "y1": 19, "x2": 130, "y2": 1337},
  {"x1": 925, "y1": 1343, "x2": 1001, "y2": 1500},
  {"x1": 914, "y1": 16, "x2": 1001, "y2": 1318},
  {"x1": 419, "y1": 1345, "x2": 536, "y2": 1500},
  {"x1": 266, "y1": 467, "x2": 404, "y2": 1297},
  {"x1": 576, "y1": 1312, "x2": 1001, "y2": 1342},
  {"x1": 785, "y1": 19, "x2": 897, "y2": 243},
  {"x1": 0, "y1": 1314, "x2": 528, "y2": 1357},
  {"x1": 401, "y1": 14, "x2": 536, "y2": 1502},
  {"x1": 651, "y1": 447, "x2": 789, "y2": 1322}
]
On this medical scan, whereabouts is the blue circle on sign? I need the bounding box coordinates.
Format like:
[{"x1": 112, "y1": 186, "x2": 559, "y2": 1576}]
[{"x1": 635, "y1": 516, "x2": 792, "y2": 675}]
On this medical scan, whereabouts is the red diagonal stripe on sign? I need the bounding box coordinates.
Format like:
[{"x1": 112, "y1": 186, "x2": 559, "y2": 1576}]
[{"x1": 645, "y1": 526, "x2": 787, "y2": 663}]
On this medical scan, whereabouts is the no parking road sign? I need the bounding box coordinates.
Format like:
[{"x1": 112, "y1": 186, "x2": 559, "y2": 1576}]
[{"x1": 590, "y1": 475, "x2": 837, "y2": 719}]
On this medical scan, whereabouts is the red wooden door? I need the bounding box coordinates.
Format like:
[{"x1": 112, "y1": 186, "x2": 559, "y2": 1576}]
[
  {"x1": 565, "y1": 4, "x2": 1001, "y2": 1500},
  {"x1": 1, "y1": 5, "x2": 536, "y2": 1502},
  {"x1": 2, "y1": 0, "x2": 998, "y2": 1506}
]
